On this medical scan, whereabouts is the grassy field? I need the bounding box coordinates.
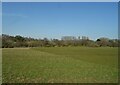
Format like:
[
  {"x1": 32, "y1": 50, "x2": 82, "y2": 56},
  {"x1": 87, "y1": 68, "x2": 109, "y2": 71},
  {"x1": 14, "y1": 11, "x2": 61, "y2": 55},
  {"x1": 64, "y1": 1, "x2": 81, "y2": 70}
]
[{"x1": 2, "y1": 47, "x2": 118, "y2": 83}]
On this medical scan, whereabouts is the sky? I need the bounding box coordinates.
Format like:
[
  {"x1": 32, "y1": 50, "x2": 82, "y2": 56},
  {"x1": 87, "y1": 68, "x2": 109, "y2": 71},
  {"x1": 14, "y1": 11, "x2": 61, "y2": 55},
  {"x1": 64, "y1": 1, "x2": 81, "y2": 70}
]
[
  {"x1": 2, "y1": 2, "x2": 118, "y2": 40},
  {"x1": 0, "y1": 2, "x2": 2, "y2": 35}
]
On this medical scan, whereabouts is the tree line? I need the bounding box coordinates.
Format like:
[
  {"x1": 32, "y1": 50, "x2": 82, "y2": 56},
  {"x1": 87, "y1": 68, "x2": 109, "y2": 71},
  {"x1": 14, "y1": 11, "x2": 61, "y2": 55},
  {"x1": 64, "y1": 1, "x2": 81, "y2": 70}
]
[{"x1": 1, "y1": 34, "x2": 119, "y2": 48}]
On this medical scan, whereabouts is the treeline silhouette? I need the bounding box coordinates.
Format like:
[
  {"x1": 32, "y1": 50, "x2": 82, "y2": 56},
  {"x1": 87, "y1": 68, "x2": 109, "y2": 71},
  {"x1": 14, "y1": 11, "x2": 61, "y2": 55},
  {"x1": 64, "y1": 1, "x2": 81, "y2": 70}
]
[{"x1": 1, "y1": 34, "x2": 119, "y2": 48}]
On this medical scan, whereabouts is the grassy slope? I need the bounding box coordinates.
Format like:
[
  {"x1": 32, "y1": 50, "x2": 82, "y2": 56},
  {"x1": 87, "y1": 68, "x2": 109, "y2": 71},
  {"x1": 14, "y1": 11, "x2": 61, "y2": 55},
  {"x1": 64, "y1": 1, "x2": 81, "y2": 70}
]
[
  {"x1": 0, "y1": 49, "x2": 2, "y2": 84},
  {"x1": 2, "y1": 47, "x2": 118, "y2": 83}
]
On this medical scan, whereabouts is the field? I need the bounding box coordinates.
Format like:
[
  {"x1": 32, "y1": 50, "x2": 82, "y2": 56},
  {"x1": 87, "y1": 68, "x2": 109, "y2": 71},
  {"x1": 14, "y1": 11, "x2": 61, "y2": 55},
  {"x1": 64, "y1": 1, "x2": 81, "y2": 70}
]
[{"x1": 2, "y1": 47, "x2": 118, "y2": 83}]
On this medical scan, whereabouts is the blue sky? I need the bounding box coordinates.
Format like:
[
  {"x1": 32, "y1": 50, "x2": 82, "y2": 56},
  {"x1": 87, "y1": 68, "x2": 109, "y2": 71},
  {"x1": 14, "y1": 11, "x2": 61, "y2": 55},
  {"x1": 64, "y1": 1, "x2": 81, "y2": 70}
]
[{"x1": 2, "y1": 2, "x2": 118, "y2": 40}]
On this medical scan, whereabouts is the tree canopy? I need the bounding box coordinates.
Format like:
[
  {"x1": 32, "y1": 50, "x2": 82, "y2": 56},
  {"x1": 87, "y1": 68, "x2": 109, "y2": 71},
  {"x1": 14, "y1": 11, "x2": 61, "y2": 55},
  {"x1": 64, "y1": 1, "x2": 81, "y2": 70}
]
[{"x1": 1, "y1": 34, "x2": 119, "y2": 48}]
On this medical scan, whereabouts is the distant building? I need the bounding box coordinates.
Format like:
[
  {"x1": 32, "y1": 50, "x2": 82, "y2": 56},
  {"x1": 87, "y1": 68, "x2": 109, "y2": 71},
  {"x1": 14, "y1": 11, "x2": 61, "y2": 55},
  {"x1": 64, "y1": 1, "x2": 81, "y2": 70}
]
[{"x1": 61, "y1": 36, "x2": 76, "y2": 41}]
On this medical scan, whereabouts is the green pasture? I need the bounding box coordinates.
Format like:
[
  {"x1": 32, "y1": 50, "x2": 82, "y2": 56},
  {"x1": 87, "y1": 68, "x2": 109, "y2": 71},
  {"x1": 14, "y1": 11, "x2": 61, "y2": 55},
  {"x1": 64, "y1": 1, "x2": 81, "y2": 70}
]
[{"x1": 2, "y1": 47, "x2": 118, "y2": 83}]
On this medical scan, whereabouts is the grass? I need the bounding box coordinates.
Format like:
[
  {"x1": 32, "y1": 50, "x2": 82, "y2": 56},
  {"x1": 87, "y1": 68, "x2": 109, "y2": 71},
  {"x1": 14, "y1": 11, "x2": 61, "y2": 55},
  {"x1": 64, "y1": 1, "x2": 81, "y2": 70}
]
[
  {"x1": 0, "y1": 49, "x2": 2, "y2": 84},
  {"x1": 2, "y1": 47, "x2": 118, "y2": 83}
]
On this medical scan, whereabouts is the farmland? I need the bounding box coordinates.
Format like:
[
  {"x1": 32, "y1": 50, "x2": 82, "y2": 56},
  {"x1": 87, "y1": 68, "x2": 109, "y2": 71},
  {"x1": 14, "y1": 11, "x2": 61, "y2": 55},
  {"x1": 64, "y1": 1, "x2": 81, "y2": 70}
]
[{"x1": 2, "y1": 47, "x2": 118, "y2": 83}]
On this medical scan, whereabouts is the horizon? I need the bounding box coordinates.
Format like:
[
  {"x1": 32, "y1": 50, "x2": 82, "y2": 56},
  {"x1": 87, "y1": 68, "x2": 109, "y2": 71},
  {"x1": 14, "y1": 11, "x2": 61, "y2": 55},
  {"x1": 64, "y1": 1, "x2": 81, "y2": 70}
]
[
  {"x1": 2, "y1": 33, "x2": 119, "y2": 41},
  {"x1": 2, "y1": 2, "x2": 118, "y2": 40}
]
